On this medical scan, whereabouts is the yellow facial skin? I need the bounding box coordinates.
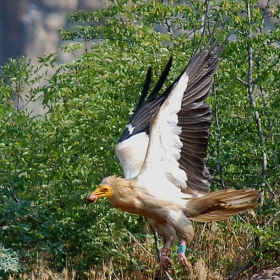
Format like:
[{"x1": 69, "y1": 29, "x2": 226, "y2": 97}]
[
  {"x1": 87, "y1": 185, "x2": 114, "y2": 203},
  {"x1": 93, "y1": 185, "x2": 114, "y2": 198}
]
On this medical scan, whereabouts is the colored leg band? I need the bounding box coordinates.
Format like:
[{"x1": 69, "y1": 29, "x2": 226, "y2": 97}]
[
  {"x1": 177, "y1": 244, "x2": 186, "y2": 254},
  {"x1": 161, "y1": 248, "x2": 169, "y2": 256}
]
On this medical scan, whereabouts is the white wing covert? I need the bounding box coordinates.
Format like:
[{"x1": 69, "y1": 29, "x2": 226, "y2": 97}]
[
  {"x1": 115, "y1": 59, "x2": 173, "y2": 180},
  {"x1": 115, "y1": 132, "x2": 149, "y2": 179},
  {"x1": 115, "y1": 37, "x2": 226, "y2": 196},
  {"x1": 137, "y1": 72, "x2": 189, "y2": 191}
]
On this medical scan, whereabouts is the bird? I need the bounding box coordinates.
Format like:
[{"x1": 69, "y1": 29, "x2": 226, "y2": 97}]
[{"x1": 87, "y1": 35, "x2": 261, "y2": 270}]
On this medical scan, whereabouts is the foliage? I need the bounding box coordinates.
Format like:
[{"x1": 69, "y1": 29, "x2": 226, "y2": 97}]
[
  {"x1": 0, "y1": 0, "x2": 279, "y2": 279},
  {"x1": 0, "y1": 243, "x2": 20, "y2": 275}
]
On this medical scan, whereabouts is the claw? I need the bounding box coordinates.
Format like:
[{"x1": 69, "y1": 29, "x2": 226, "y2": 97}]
[
  {"x1": 160, "y1": 247, "x2": 173, "y2": 272},
  {"x1": 178, "y1": 252, "x2": 187, "y2": 265},
  {"x1": 160, "y1": 255, "x2": 173, "y2": 270},
  {"x1": 177, "y1": 241, "x2": 187, "y2": 266}
]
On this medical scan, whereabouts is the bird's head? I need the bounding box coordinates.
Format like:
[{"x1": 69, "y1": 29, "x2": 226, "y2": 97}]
[
  {"x1": 87, "y1": 176, "x2": 131, "y2": 204},
  {"x1": 87, "y1": 184, "x2": 114, "y2": 203}
]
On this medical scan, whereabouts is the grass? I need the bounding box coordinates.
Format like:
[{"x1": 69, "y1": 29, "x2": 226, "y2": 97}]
[{"x1": 6, "y1": 215, "x2": 279, "y2": 280}]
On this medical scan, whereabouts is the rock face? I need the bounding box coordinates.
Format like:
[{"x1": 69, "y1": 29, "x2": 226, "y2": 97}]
[
  {"x1": 0, "y1": 0, "x2": 29, "y2": 65},
  {"x1": 0, "y1": 0, "x2": 105, "y2": 66},
  {"x1": 250, "y1": 267, "x2": 280, "y2": 280}
]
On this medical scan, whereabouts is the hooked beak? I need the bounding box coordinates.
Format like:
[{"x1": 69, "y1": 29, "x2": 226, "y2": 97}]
[
  {"x1": 87, "y1": 185, "x2": 113, "y2": 203},
  {"x1": 87, "y1": 188, "x2": 101, "y2": 204},
  {"x1": 87, "y1": 192, "x2": 98, "y2": 203}
]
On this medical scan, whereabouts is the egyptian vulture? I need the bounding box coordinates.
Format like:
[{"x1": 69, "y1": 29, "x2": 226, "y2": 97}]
[{"x1": 87, "y1": 37, "x2": 260, "y2": 270}]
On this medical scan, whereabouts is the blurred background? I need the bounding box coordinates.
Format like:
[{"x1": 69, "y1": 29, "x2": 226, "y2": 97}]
[
  {"x1": 0, "y1": 0, "x2": 108, "y2": 114},
  {"x1": 0, "y1": 0, "x2": 107, "y2": 66},
  {"x1": 1, "y1": 0, "x2": 279, "y2": 66},
  {"x1": 0, "y1": 0, "x2": 279, "y2": 115}
]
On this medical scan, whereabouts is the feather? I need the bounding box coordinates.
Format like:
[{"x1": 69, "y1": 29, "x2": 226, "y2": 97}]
[
  {"x1": 185, "y1": 188, "x2": 261, "y2": 222},
  {"x1": 88, "y1": 33, "x2": 261, "y2": 271},
  {"x1": 115, "y1": 132, "x2": 149, "y2": 179},
  {"x1": 137, "y1": 72, "x2": 189, "y2": 190},
  {"x1": 116, "y1": 38, "x2": 227, "y2": 195}
]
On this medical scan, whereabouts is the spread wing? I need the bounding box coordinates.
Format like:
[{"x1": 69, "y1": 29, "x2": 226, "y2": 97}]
[
  {"x1": 136, "y1": 72, "x2": 191, "y2": 199},
  {"x1": 115, "y1": 58, "x2": 173, "y2": 179},
  {"x1": 115, "y1": 37, "x2": 226, "y2": 196}
]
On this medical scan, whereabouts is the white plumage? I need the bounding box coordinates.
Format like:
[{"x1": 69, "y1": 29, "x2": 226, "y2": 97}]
[{"x1": 87, "y1": 36, "x2": 261, "y2": 271}]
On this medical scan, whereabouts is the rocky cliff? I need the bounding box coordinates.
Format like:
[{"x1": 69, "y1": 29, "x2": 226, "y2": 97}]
[{"x1": 0, "y1": 0, "x2": 105, "y2": 66}]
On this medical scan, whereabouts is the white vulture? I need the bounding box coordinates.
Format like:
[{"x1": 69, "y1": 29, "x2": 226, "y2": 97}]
[{"x1": 87, "y1": 36, "x2": 261, "y2": 270}]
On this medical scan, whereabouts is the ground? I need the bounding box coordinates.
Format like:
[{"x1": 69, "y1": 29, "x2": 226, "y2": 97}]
[{"x1": 251, "y1": 267, "x2": 280, "y2": 280}]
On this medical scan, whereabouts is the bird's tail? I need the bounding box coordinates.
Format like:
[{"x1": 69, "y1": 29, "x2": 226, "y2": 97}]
[{"x1": 184, "y1": 188, "x2": 261, "y2": 222}]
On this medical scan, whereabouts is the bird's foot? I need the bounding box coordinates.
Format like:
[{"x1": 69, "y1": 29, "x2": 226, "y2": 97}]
[
  {"x1": 160, "y1": 248, "x2": 173, "y2": 271},
  {"x1": 177, "y1": 244, "x2": 187, "y2": 266},
  {"x1": 178, "y1": 252, "x2": 187, "y2": 265}
]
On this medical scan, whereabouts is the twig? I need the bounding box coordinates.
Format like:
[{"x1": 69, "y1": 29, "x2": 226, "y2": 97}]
[
  {"x1": 246, "y1": 2, "x2": 267, "y2": 189},
  {"x1": 261, "y1": 151, "x2": 267, "y2": 186},
  {"x1": 224, "y1": 241, "x2": 252, "y2": 280},
  {"x1": 113, "y1": 271, "x2": 121, "y2": 280},
  {"x1": 153, "y1": 227, "x2": 161, "y2": 262},
  {"x1": 263, "y1": 209, "x2": 280, "y2": 228},
  {"x1": 163, "y1": 19, "x2": 173, "y2": 34},
  {"x1": 224, "y1": 254, "x2": 260, "y2": 280},
  {"x1": 246, "y1": 3, "x2": 264, "y2": 141},
  {"x1": 253, "y1": 59, "x2": 279, "y2": 84},
  {"x1": 262, "y1": 178, "x2": 276, "y2": 198},
  {"x1": 105, "y1": 221, "x2": 120, "y2": 251},
  {"x1": 236, "y1": 76, "x2": 247, "y2": 86},
  {"x1": 153, "y1": 227, "x2": 173, "y2": 280},
  {"x1": 121, "y1": 222, "x2": 156, "y2": 258},
  {"x1": 113, "y1": 0, "x2": 134, "y2": 50},
  {"x1": 259, "y1": 84, "x2": 272, "y2": 131},
  {"x1": 84, "y1": 37, "x2": 88, "y2": 53},
  {"x1": 213, "y1": 83, "x2": 226, "y2": 189},
  {"x1": 6, "y1": 185, "x2": 19, "y2": 203},
  {"x1": 224, "y1": 237, "x2": 260, "y2": 280}
]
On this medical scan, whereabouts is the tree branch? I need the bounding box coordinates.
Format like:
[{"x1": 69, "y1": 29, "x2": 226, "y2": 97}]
[
  {"x1": 236, "y1": 76, "x2": 248, "y2": 86},
  {"x1": 152, "y1": 227, "x2": 173, "y2": 280},
  {"x1": 6, "y1": 184, "x2": 19, "y2": 203},
  {"x1": 246, "y1": 1, "x2": 267, "y2": 188},
  {"x1": 225, "y1": 237, "x2": 260, "y2": 280},
  {"x1": 213, "y1": 83, "x2": 226, "y2": 189},
  {"x1": 105, "y1": 221, "x2": 120, "y2": 251},
  {"x1": 113, "y1": 0, "x2": 134, "y2": 50},
  {"x1": 121, "y1": 222, "x2": 155, "y2": 258}
]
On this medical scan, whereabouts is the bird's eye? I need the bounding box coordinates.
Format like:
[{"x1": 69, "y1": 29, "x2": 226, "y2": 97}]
[{"x1": 103, "y1": 188, "x2": 108, "y2": 191}]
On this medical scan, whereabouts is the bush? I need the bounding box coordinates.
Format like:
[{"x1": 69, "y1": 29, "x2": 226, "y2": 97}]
[{"x1": 1, "y1": 0, "x2": 279, "y2": 279}]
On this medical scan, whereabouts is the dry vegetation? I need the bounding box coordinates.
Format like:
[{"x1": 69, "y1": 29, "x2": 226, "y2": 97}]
[{"x1": 8, "y1": 216, "x2": 279, "y2": 280}]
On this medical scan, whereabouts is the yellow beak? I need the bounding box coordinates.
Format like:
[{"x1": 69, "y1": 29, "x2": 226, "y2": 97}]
[
  {"x1": 87, "y1": 185, "x2": 114, "y2": 203},
  {"x1": 87, "y1": 191, "x2": 98, "y2": 203},
  {"x1": 87, "y1": 188, "x2": 104, "y2": 203}
]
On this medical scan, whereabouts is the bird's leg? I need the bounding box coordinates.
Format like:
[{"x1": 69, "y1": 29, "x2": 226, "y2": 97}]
[
  {"x1": 160, "y1": 239, "x2": 173, "y2": 270},
  {"x1": 177, "y1": 239, "x2": 187, "y2": 265}
]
